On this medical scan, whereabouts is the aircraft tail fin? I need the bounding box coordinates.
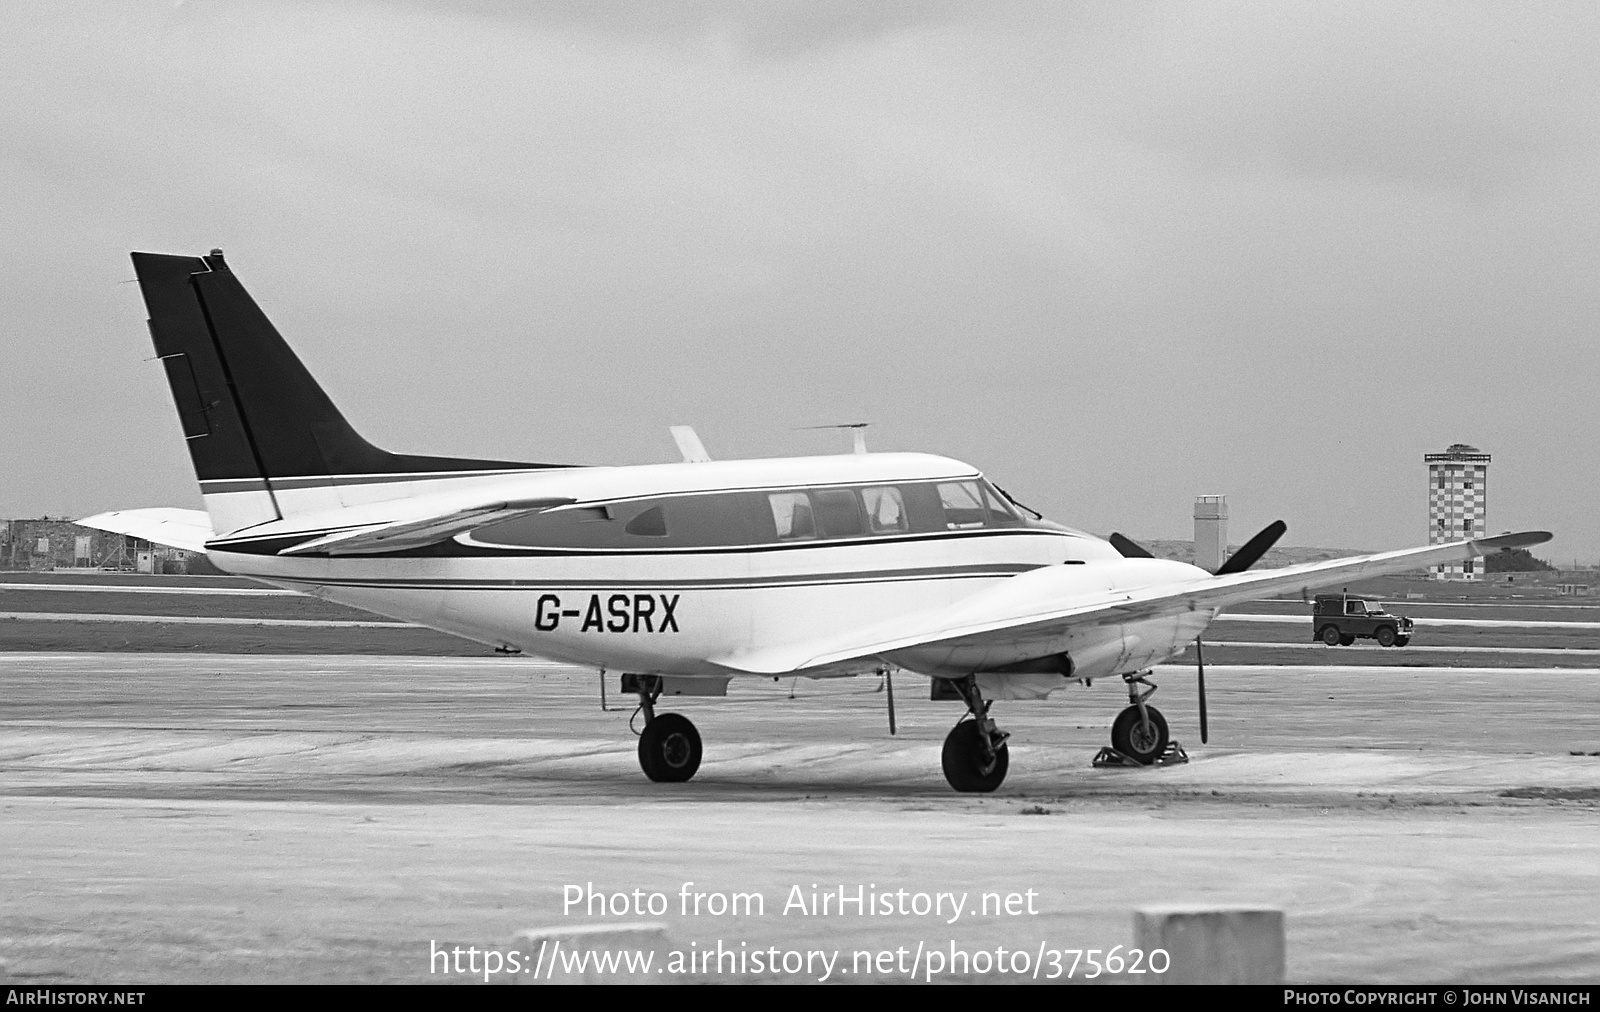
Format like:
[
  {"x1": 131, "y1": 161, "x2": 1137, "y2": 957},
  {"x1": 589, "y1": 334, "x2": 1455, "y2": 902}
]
[{"x1": 131, "y1": 250, "x2": 566, "y2": 534}]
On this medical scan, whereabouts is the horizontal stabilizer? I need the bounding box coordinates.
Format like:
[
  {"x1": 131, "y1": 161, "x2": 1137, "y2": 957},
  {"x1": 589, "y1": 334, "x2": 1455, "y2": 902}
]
[
  {"x1": 77, "y1": 508, "x2": 215, "y2": 554},
  {"x1": 278, "y1": 498, "x2": 576, "y2": 556}
]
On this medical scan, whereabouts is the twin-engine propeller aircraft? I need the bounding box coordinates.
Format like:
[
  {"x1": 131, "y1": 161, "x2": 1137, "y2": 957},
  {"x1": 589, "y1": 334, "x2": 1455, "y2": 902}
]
[{"x1": 82, "y1": 250, "x2": 1552, "y2": 792}]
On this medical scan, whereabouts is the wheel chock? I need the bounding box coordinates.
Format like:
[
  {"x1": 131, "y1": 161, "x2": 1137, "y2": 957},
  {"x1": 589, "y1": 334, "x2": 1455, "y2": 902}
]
[
  {"x1": 1156, "y1": 741, "x2": 1189, "y2": 766},
  {"x1": 1092, "y1": 741, "x2": 1190, "y2": 768},
  {"x1": 1093, "y1": 746, "x2": 1141, "y2": 767}
]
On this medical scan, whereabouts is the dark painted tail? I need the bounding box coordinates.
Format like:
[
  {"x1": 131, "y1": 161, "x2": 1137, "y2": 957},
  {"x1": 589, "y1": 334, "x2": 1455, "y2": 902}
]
[{"x1": 133, "y1": 250, "x2": 565, "y2": 484}]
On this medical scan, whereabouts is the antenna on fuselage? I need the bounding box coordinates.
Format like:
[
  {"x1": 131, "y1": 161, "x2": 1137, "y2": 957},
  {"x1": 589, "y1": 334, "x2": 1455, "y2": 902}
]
[
  {"x1": 669, "y1": 426, "x2": 712, "y2": 463},
  {"x1": 799, "y1": 422, "x2": 871, "y2": 455}
]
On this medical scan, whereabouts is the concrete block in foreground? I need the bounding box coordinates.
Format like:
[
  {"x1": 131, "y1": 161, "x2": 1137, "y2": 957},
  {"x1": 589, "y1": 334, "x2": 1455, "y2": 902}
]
[
  {"x1": 1134, "y1": 906, "x2": 1284, "y2": 984},
  {"x1": 511, "y1": 922, "x2": 672, "y2": 984}
]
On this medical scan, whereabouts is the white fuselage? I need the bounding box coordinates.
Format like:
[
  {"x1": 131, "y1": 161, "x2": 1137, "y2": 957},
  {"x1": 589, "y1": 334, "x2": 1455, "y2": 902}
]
[{"x1": 204, "y1": 452, "x2": 1217, "y2": 689}]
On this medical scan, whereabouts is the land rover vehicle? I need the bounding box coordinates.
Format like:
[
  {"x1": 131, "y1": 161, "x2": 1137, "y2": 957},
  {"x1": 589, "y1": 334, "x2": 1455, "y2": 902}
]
[{"x1": 1311, "y1": 593, "x2": 1413, "y2": 647}]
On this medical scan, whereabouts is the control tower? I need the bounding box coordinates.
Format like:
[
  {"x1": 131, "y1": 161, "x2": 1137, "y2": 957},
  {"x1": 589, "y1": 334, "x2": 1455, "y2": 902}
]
[{"x1": 1425, "y1": 443, "x2": 1490, "y2": 581}]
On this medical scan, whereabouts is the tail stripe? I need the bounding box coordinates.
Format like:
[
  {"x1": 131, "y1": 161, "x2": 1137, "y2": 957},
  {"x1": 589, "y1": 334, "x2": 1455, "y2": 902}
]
[{"x1": 187, "y1": 261, "x2": 283, "y2": 517}]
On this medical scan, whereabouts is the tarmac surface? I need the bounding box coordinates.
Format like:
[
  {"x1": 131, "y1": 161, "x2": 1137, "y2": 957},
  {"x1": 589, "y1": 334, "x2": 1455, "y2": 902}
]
[
  {"x1": 3, "y1": 652, "x2": 1599, "y2": 984},
  {"x1": 6, "y1": 574, "x2": 1599, "y2": 665}
]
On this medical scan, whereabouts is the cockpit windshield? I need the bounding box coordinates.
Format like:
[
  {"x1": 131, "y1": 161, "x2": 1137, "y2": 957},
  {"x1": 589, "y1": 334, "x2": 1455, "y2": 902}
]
[
  {"x1": 936, "y1": 480, "x2": 1026, "y2": 529},
  {"x1": 984, "y1": 480, "x2": 1042, "y2": 520},
  {"x1": 980, "y1": 482, "x2": 1021, "y2": 525}
]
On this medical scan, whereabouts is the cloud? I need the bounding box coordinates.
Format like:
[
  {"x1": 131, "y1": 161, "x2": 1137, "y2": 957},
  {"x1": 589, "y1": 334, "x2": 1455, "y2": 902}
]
[{"x1": 1, "y1": 1, "x2": 1596, "y2": 560}]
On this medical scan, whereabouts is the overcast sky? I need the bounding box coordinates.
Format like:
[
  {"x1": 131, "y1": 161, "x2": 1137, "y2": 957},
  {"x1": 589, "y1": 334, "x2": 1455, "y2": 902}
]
[{"x1": 4, "y1": 1, "x2": 1597, "y2": 563}]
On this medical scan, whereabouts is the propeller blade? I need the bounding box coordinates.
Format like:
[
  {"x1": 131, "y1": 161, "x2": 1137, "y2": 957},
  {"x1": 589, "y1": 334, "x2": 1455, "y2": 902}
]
[
  {"x1": 1109, "y1": 532, "x2": 1155, "y2": 559},
  {"x1": 1196, "y1": 636, "x2": 1209, "y2": 744},
  {"x1": 1213, "y1": 520, "x2": 1288, "y2": 576}
]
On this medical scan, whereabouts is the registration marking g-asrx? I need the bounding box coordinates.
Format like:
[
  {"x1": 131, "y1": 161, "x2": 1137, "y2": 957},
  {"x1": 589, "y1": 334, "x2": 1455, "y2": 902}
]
[{"x1": 534, "y1": 593, "x2": 681, "y2": 633}]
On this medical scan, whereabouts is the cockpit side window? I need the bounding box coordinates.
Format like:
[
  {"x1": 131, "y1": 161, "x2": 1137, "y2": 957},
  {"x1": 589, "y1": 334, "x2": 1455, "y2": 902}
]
[
  {"x1": 861, "y1": 486, "x2": 908, "y2": 534},
  {"x1": 769, "y1": 492, "x2": 815, "y2": 539},
  {"x1": 937, "y1": 481, "x2": 987, "y2": 529}
]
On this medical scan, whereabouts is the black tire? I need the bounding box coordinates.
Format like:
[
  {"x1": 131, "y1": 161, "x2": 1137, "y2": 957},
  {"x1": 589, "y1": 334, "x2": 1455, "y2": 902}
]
[
  {"x1": 1111, "y1": 705, "x2": 1169, "y2": 765},
  {"x1": 1339, "y1": 635, "x2": 1356, "y2": 647},
  {"x1": 1375, "y1": 626, "x2": 1397, "y2": 648},
  {"x1": 941, "y1": 721, "x2": 1009, "y2": 793},
  {"x1": 1395, "y1": 636, "x2": 1411, "y2": 647},
  {"x1": 1320, "y1": 625, "x2": 1341, "y2": 646},
  {"x1": 638, "y1": 713, "x2": 702, "y2": 783}
]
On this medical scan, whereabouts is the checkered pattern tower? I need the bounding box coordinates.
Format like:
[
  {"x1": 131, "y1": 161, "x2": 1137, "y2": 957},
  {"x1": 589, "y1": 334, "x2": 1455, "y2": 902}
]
[{"x1": 1425, "y1": 443, "x2": 1490, "y2": 581}]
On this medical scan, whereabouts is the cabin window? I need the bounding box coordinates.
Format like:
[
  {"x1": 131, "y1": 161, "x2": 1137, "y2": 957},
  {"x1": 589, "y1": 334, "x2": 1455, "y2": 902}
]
[
  {"x1": 862, "y1": 486, "x2": 908, "y2": 534},
  {"x1": 937, "y1": 481, "x2": 987, "y2": 529},
  {"x1": 769, "y1": 492, "x2": 816, "y2": 539},
  {"x1": 813, "y1": 489, "x2": 865, "y2": 537},
  {"x1": 624, "y1": 505, "x2": 668, "y2": 537}
]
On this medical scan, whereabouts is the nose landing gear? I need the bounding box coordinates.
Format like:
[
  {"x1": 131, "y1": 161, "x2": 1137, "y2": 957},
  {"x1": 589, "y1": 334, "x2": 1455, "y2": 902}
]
[
  {"x1": 1094, "y1": 671, "x2": 1187, "y2": 767},
  {"x1": 1111, "y1": 703, "x2": 1169, "y2": 761},
  {"x1": 940, "y1": 675, "x2": 1010, "y2": 793}
]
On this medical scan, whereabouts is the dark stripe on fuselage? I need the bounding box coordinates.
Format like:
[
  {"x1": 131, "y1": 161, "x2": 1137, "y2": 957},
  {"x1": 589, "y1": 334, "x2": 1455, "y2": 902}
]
[
  {"x1": 198, "y1": 468, "x2": 980, "y2": 496},
  {"x1": 207, "y1": 525, "x2": 1084, "y2": 558},
  {"x1": 199, "y1": 469, "x2": 563, "y2": 493},
  {"x1": 250, "y1": 562, "x2": 1042, "y2": 593}
]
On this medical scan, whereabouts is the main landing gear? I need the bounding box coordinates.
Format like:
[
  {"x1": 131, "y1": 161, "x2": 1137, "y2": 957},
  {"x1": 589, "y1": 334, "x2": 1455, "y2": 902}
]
[
  {"x1": 1095, "y1": 671, "x2": 1181, "y2": 767},
  {"x1": 627, "y1": 675, "x2": 702, "y2": 783},
  {"x1": 940, "y1": 675, "x2": 1010, "y2": 793}
]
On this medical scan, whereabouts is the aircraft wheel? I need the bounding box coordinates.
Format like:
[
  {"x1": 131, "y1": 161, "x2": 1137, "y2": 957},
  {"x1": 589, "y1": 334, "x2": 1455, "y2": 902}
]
[
  {"x1": 638, "y1": 713, "x2": 702, "y2": 783},
  {"x1": 1111, "y1": 705, "x2": 1169, "y2": 765},
  {"x1": 941, "y1": 721, "x2": 1009, "y2": 793},
  {"x1": 1320, "y1": 625, "x2": 1342, "y2": 646},
  {"x1": 1376, "y1": 626, "x2": 1397, "y2": 648},
  {"x1": 1339, "y1": 635, "x2": 1356, "y2": 646}
]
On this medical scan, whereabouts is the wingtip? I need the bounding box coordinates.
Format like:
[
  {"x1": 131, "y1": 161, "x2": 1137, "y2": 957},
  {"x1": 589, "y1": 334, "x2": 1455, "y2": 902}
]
[{"x1": 1475, "y1": 530, "x2": 1554, "y2": 550}]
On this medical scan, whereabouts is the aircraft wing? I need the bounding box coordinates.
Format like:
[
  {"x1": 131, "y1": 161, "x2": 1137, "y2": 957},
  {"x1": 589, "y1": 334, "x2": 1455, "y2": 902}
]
[
  {"x1": 276, "y1": 497, "x2": 576, "y2": 556},
  {"x1": 76, "y1": 508, "x2": 215, "y2": 554},
  {"x1": 716, "y1": 531, "x2": 1553, "y2": 675}
]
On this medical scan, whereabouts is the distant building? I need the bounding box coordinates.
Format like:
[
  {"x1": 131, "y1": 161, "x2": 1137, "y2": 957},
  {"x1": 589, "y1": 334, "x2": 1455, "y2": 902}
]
[
  {"x1": 1425, "y1": 443, "x2": 1490, "y2": 581},
  {"x1": 1, "y1": 518, "x2": 201, "y2": 573},
  {"x1": 1193, "y1": 495, "x2": 1228, "y2": 573}
]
